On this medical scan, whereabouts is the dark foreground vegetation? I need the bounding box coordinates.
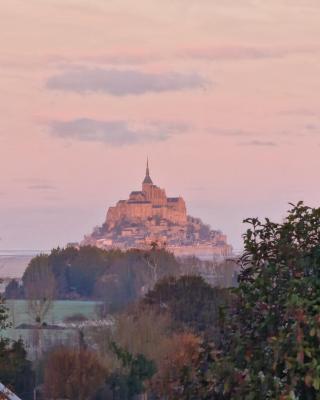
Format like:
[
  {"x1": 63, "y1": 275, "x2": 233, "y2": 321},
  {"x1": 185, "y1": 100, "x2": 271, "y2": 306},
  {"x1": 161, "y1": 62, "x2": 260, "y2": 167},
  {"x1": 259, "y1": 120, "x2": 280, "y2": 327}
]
[
  {"x1": 6, "y1": 246, "x2": 180, "y2": 301},
  {"x1": 1, "y1": 202, "x2": 320, "y2": 399}
]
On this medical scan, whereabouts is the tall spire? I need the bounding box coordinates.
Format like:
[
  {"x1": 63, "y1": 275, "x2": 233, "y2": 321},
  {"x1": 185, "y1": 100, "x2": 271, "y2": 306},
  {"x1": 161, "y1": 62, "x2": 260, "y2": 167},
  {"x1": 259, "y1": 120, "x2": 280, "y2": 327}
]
[
  {"x1": 146, "y1": 157, "x2": 150, "y2": 176},
  {"x1": 143, "y1": 157, "x2": 153, "y2": 185}
]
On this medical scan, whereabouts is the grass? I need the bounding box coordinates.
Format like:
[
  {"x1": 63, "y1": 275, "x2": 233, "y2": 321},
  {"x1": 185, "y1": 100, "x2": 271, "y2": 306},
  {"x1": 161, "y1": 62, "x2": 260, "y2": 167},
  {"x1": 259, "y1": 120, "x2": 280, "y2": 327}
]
[{"x1": 4, "y1": 300, "x2": 100, "y2": 342}]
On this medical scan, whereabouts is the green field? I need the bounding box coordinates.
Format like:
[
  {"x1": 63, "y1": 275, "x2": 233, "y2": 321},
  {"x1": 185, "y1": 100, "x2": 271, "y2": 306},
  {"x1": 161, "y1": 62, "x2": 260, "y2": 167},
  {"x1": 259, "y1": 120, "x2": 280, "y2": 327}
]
[{"x1": 4, "y1": 300, "x2": 100, "y2": 342}]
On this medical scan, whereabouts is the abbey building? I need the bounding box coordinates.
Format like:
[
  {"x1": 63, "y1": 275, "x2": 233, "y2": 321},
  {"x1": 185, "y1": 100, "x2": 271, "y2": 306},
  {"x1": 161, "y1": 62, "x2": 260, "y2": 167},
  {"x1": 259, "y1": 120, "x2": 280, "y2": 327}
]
[{"x1": 106, "y1": 160, "x2": 187, "y2": 227}]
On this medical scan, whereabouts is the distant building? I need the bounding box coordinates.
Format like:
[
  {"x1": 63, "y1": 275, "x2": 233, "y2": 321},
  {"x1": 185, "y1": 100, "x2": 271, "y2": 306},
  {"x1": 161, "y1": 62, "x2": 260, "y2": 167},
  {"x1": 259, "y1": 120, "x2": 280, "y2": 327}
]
[
  {"x1": 83, "y1": 160, "x2": 232, "y2": 258},
  {"x1": 106, "y1": 159, "x2": 187, "y2": 227},
  {"x1": 66, "y1": 242, "x2": 80, "y2": 249}
]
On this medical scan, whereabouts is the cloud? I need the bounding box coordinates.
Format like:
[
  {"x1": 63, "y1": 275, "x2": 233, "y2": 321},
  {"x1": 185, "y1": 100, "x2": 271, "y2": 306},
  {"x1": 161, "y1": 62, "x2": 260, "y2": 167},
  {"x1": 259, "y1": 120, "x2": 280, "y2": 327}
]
[
  {"x1": 28, "y1": 184, "x2": 56, "y2": 191},
  {"x1": 181, "y1": 45, "x2": 315, "y2": 61},
  {"x1": 47, "y1": 118, "x2": 188, "y2": 146},
  {"x1": 81, "y1": 53, "x2": 155, "y2": 65},
  {"x1": 208, "y1": 127, "x2": 253, "y2": 136},
  {"x1": 46, "y1": 67, "x2": 207, "y2": 96},
  {"x1": 238, "y1": 140, "x2": 277, "y2": 147},
  {"x1": 59, "y1": 52, "x2": 158, "y2": 66},
  {"x1": 47, "y1": 50, "x2": 158, "y2": 68},
  {"x1": 305, "y1": 123, "x2": 318, "y2": 131},
  {"x1": 276, "y1": 108, "x2": 318, "y2": 117}
]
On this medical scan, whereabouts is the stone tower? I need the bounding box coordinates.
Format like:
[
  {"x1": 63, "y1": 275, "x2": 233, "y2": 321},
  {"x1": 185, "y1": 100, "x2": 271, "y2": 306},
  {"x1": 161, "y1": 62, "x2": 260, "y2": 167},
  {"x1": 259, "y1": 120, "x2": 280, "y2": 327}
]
[
  {"x1": 142, "y1": 159, "x2": 167, "y2": 205},
  {"x1": 142, "y1": 158, "x2": 153, "y2": 191}
]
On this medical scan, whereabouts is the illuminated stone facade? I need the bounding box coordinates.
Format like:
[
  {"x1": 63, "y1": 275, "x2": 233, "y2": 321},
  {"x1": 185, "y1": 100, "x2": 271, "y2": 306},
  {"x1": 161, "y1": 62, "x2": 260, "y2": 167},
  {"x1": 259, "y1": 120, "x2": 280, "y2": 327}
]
[{"x1": 106, "y1": 160, "x2": 187, "y2": 228}]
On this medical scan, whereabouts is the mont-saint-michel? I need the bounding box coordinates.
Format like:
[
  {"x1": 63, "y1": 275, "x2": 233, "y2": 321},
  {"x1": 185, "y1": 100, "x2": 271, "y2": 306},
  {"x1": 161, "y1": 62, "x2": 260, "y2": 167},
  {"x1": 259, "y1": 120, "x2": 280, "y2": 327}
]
[{"x1": 83, "y1": 161, "x2": 232, "y2": 258}]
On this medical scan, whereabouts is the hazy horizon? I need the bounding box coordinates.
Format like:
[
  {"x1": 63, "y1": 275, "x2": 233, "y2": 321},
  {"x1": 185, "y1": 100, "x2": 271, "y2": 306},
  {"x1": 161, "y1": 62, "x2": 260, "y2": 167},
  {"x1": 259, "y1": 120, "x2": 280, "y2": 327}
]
[{"x1": 1, "y1": 0, "x2": 320, "y2": 251}]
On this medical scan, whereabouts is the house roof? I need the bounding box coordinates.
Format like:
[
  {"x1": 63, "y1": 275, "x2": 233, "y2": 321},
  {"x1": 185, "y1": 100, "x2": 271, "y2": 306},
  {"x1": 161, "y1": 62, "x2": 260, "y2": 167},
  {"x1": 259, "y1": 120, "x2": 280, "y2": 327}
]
[{"x1": 130, "y1": 191, "x2": 143, "y2": 195}]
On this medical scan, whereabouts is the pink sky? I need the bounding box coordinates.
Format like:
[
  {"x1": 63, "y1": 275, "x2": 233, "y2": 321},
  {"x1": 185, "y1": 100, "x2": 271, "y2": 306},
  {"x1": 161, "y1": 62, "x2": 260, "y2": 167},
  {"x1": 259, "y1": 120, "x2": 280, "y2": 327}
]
[{"x1": 0, "y1": 0, "x2": 320, "y2": 251}]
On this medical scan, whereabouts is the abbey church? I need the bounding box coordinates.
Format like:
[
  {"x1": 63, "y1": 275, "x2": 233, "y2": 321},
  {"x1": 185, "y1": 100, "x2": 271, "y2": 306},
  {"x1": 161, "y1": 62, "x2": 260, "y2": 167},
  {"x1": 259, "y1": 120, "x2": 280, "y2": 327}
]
[
  {"x1": 106, "y1": 160, "x2": 187, "y2": 227},
  {"x1": 83, "y1": 161, "x2": 232, "y2": 258}
]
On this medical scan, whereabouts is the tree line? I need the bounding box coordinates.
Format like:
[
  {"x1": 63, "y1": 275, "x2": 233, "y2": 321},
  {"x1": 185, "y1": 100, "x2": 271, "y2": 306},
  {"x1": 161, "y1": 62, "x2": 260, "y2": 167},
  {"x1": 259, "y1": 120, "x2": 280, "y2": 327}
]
[{"x1": 5, "y1": 246, "x2": 181, "y2": 304}]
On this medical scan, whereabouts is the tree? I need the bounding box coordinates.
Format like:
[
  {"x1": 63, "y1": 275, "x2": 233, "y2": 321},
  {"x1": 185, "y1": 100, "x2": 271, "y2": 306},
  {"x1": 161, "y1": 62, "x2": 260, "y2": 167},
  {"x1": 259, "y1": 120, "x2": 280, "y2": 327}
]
[
  {"x1": 4, "y1": 279, "x2": 24, "y2": 299},
  {"x1": 23, "y1": 254, "x2": 56, "y2": 326},
  {"x1": 23, "y1": 255, "x2": 56, "y2": 360},
  {"x1": 49, "y1": 246, "x2": 78, "y2": 298},
  {"x1": 144, "y1": 275, "x2": 231, "y2": 335},
  {"x1": 142, "y1": 248, "x2": 181, "y2": 291},
  {"x1": 190, "y1": 202, "x2": 320, "y2": 399},
  {"x1": 15, "y1": 247, "x2": 180, "y2": 303},
  {"x1": 68, "y1": 246, "x2": 111, "y2": 297},
  {"x1": 149, "y1": 332, "x2": 201, "y2": 399},
  {"x1": 0, "y1": 296, "x2": 34, "y2": 400},
  {"x1": 0, "y1": 295, "x2": 9, "y2": 333},
  {"x1": 108, "y1": 342, "x2": 156, "y2": 400},
  {"x1": 94, "y1": 248, "x2": 181, "y2": 313},
  {"x1": 0, "y1": 339, "x2": 35, "y2": 399},
  {"x1": 44, "y1": 346, "x2": 107, "y2": 400}
]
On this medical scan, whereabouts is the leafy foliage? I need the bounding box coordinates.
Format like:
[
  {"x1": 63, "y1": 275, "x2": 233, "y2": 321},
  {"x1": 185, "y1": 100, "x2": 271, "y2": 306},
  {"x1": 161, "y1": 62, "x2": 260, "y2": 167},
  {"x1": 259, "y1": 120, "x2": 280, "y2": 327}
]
[
  {"x1": 108, "y1": 342, "x2": 156, "y2": 399},
  {"x1": 0, "y1": 339, "x2": 35, "y2": 399},
  {"x1": 0, "y1": 296, "x2": 10, "y2": 333},
  {"x1": 187, "y1": 202, "x2": 320, "y2": 400},
  {"x1": 149, "y1": 332, "x2": 202, "y2": 399},
  {"x1": 96, "y1": 248, "x2": 181, "y2": 312},
  {"x1": 44, "y1": 346, "x2": 107, "y2": 400},
  {"x1": 23, "y1": 254, "x2": 56, "y2": 325},
  {"x1": 144, "y1": 275, "x2": 230, "y2": 334},
  {"x1": 4, "y1": 279, "x2": 24, "y2": 299},
  {"x1": 0, "y1": 296, "x2": 35, "y2": 400},
  {"x1": 20, "y1": 246, "x2": 180, "y2": 305}
]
